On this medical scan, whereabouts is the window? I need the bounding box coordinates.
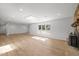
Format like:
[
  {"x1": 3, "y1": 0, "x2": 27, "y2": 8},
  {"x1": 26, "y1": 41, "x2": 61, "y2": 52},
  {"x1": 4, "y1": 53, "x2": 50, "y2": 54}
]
[
  {"x1": 38, "y1": 24, "x2": 50, "y2": 30},
  {"x1": 42, "y1": 25, "x2": 45, "y2": 30},
  {"x1": 39, "y1": 25, "x2": 41, "y2": 30},
  {"x1": 46, "y1": 25, "x2": 50, "y2": 30}
]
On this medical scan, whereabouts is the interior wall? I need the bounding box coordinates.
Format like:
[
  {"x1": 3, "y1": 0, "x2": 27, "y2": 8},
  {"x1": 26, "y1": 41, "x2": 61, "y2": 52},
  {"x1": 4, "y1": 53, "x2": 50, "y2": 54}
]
[
  {"x1": 0, "y1": 25, "x2": 6, "y2": 34},
  {"x1": 6, "y1": 23, "x2": 28, "y2": 35},
  {"x1": 0, "y1": 17, "x2": 74, "y2": 40},
  {"x1": 29, "y1": 17, "x2": 74, "y2": 40}
]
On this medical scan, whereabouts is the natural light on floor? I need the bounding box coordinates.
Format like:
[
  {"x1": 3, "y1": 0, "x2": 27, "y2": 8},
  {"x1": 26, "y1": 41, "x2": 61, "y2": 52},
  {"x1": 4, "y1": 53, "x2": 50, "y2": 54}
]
[
  {"x1": 0, "y1": 44, "x2": 16, "y2": 55},
  {"x1": 32, "y1": 36, "x2": 48, "y2": 41}
]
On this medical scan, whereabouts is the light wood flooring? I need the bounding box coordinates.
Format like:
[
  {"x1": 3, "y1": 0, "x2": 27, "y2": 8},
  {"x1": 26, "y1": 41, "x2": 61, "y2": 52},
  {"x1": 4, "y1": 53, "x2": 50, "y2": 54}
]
[{"x1": 0, "y1": 34, "x2": 79, "y2": 56}]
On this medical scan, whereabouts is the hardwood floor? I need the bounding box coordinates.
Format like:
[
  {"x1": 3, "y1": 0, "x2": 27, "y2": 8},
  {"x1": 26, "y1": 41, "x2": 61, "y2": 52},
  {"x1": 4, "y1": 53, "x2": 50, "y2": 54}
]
[{"x1": 0, "y1": 34, "x2": 79, "y2": 56}]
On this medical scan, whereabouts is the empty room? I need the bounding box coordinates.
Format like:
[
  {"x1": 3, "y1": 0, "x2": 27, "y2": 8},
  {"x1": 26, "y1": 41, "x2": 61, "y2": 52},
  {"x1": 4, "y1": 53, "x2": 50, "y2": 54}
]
[{"x1": 0, "y1": 3, "x2": 79, "y2": 56}]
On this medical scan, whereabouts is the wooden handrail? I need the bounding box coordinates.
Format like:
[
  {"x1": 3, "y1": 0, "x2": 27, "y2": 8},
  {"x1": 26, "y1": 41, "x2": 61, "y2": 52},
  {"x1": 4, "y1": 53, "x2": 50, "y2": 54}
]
[{"x1": 71, "y1": 21, "x2": 79, "y2": 27}]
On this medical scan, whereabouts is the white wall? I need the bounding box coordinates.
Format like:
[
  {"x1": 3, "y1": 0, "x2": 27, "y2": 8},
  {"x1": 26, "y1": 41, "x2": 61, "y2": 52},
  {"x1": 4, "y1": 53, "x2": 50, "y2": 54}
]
[
  {"x1": 29, "y1": 17, "x2": 74, "y2": 40},
  {"x1": 0, "y1": 17, "x2": 74, "y2": 41},
  {"x1": 6, "y1": 23, "x2": 28, "y2": 35}
]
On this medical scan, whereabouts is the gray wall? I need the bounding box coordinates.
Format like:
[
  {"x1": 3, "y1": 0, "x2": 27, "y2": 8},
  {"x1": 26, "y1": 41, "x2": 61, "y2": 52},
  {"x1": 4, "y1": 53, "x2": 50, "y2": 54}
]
[
  {"x1": 29, "y1": 17, "x2": 74, "y2": 40},
  {"x1": 0, "y1": 20, "x2": 6, "y2": 34},
  {"x1": 0, "y1": 25, "x2": 6, "y2": 34},
  {"x1": 6, "y1": 23, "x2": 28, "y2": 35},
  {"x1": 0, "y1": 21, "x2": 29, "y2": 35}
]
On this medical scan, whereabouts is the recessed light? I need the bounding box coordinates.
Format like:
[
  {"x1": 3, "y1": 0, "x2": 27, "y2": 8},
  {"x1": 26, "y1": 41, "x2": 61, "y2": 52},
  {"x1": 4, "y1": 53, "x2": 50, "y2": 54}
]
[
  {"x1": 19, "y1": 8, "x2": 23, "y2": 12},
  {"x1": 57, "y1": 13, "x2": 61, "y2": 16},
  {"x1": 26, "y1": 16, "x2": 37, "y2": 20},
  {"x1": 12, "y1": 16, "x2": 15, "y2": 18}
]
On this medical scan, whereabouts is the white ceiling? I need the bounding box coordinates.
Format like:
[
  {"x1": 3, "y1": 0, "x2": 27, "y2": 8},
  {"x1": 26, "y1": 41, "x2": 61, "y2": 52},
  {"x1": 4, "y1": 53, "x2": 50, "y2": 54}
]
[{"x1": 0, "y1": 3, "x2": 78, "y2": 24}]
